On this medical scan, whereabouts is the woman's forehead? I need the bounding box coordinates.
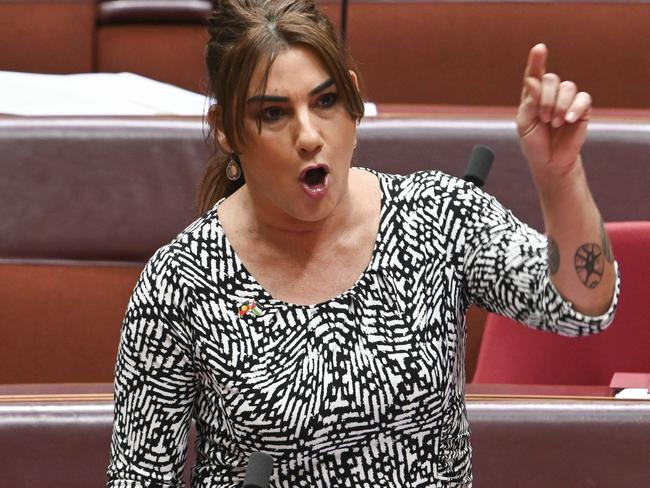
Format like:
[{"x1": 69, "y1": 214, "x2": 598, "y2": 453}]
[{"x1": 248, "y1": 46, "x2": 332, "y2": 98}]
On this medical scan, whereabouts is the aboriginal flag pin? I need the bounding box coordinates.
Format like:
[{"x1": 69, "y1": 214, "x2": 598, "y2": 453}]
[{"x1": 239, "y1": 300, "x2": 264, "y2": 317}]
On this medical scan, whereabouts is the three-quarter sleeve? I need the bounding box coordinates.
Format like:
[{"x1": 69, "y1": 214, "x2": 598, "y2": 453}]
[
  {"x1": 460, "y1": 183, "x2": 619, "y2": 336},
  {"x1": 108, "y1": 245, "x2": 197, "y2": 487}
]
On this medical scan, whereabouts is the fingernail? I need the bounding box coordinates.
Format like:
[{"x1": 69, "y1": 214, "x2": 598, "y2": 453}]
[
  {"x1": 566, "y1": 112, "x2": 577, "y2": 123},
  {"x1": 552, "y1": 117, "x2": 562, "y2": 128}
]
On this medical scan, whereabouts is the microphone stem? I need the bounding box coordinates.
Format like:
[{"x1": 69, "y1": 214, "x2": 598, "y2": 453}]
[{"x1": 341, "y1": 0, "x2": 349, "y2": 44}]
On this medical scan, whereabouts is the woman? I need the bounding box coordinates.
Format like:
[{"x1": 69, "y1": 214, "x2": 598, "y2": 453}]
[{"x1": 107, "y1": 1, "x2": 619, "y2": 486}]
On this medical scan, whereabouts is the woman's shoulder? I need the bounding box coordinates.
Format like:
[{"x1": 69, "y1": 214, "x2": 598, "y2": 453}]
[
  {"x1": 359, "y1": 167, "x2": 477, "y2": 203},
  {"x1": 170, "y1": 204, "x2": 223, "y2": 251},
  {"x1": 143, "y1": 205, "x2": 226, "y2": 275}
]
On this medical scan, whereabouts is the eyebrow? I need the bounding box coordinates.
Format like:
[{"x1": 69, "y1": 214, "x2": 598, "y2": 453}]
[{"x1": 247, "y1": 78, "x2": 335, "y2": 104}]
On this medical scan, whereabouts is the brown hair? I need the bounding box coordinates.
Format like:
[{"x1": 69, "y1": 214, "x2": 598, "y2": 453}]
[{"x1": 198, "y1": 0, "x2": 364, "y2": 214}]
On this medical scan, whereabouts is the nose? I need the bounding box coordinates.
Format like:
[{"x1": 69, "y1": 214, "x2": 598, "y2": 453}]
[{"x1": 295, "y1": 110, "x2": 323, "y2": 157}]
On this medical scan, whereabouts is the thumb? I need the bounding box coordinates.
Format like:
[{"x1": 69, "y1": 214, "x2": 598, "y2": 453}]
[
  {"x1": 523, "y1": 77, "x2": 541, "y2": 103},
  {"x1": 517, "y1": 77, "x2": 542, "y2": 135}
]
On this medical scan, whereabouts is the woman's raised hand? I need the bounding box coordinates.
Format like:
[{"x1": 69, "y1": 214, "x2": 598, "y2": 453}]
[{"x1": 516, "y1": 43, "x2": 592, "y2": 184}]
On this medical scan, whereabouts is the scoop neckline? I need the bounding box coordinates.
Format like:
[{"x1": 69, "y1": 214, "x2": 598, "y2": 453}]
[{"x1": 213, "y1": 167, "x2": 386, "y2": 309}]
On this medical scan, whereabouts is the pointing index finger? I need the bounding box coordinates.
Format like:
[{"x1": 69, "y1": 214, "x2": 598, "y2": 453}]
[{"x1": 524, "y1": 43, "x2": 547, "y2": 82}]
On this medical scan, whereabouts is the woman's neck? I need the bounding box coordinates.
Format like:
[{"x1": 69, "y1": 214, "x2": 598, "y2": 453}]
[{"x1": 235, "y1": 178, "x2": 358, "y2": 252}]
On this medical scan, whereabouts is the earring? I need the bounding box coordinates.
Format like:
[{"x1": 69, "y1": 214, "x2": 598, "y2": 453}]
[{"x1": 226, "y1": 155, "x2": 242, "y2": 181}]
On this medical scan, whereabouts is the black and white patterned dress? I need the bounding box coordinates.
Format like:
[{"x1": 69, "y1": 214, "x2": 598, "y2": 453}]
[{"x1": 107, "y1": 169, "x2": 619, "y2": 488}]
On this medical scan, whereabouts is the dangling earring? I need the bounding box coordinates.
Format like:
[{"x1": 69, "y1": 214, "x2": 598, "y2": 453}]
[{"x1": 226, "y1": 154, "x2": 242, "y2": 181}]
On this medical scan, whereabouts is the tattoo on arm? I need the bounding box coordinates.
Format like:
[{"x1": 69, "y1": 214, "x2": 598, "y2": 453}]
[
  {"x1": 574, "y1": 243, "x2": 604, "y2": 288},
  {"x1": 547, "y1": 236, "x2": 560, "y2": 275},
  {"x1": 600, "y1": 219, "x2": 615, "y2": 263}
]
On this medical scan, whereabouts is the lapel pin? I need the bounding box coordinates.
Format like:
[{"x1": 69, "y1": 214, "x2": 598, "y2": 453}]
[{"x1": 239, "y1": 300, "x2": 264, "y2": 317}]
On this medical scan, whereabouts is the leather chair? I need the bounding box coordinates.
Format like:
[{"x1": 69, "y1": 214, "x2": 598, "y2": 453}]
[
  {"x1": 0, "y1": 117, "x2": 209, "y2": 384},
  {"x1": 473, "y1": 221, "x2": 650, "y2": 385},
  {"x1": 94, "y1": 0, "x2": 341, "y2": 94},
  {"x1": 0, "y1": 261, "x2": 142, "y2": 384},
  {"x1": 96, "y1": 0, "x2": 212, "y2": 93}
]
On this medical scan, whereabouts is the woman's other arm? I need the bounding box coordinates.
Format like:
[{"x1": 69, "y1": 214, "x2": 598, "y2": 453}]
[
  {"x1": 107, "y1": 246, "x2": 196, "y2": 488},
  {"x1": 516, "y1": 43, "x2": 617, "y2": 316}
]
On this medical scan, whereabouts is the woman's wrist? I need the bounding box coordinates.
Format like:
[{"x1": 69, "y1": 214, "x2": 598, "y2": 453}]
[{"x1": 531, "y1": 156, "x2": 590, "y2": 212}]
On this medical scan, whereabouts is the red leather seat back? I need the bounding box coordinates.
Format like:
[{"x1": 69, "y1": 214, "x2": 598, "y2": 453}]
[
  {"x1": 0, "y1": 262, "x2": 143, "y2": 384},
  {"x1": 0, "y1": 0, "x2": 95, "y2": 74}
]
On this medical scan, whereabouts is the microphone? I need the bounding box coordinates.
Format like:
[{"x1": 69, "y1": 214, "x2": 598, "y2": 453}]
[
  {"x1": 243, "y1": 451, "x2": 274, "y2": 488},
  {"x1": 340, "y1": 0, "x2": 349, "y2": 44},
  {"x1": 463, "y1": 144, "x2": 495, "y2": 187}
]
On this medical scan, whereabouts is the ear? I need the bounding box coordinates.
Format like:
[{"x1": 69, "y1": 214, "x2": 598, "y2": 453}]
[
  {"x1": 348, "y1": 70, "x2": 359, "y2": 91},
  {"x1": 208, "y1": 104, "x2": 232, "y2": 153}
]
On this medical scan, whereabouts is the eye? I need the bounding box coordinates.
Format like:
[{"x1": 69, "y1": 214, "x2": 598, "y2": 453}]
[
  {"x1": 316, "y1": 92, "x2": 338, "y2": 109},
  {"x1": 261, "y1": 106, "x2": 284, "y2": 122}
]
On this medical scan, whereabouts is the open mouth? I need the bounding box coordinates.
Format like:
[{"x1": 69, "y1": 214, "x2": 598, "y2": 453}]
[
  {"x1": 299, "y1": 164, "x2": 330, "y2": 198},
  {"x1": 302, "y1": 166, "x2": 328, "y2": 186}
]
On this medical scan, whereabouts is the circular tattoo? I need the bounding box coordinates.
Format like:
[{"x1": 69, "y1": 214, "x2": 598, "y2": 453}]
[
  {"x1": 574, "y1": 243, "x2": 605, "y2": 288},
  {"x1": 600, "y1": 219, "x2": 614, "y2": 263},
  {"x1": 547, "y1": 236, "x2": 560, "y2": 275}
]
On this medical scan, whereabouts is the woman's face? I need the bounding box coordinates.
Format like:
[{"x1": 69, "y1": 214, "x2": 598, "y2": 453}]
[{"x1": 232, "y1": 45, "x2": 358, "y2": 224}]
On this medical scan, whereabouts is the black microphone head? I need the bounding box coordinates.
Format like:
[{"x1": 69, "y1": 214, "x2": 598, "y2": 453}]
[
  {"x1": 463, "y1": 144, "x2": 495, "y2": 187},
  {"x1": 243, "y1": 451, "x2": 274, "y2": 488}
]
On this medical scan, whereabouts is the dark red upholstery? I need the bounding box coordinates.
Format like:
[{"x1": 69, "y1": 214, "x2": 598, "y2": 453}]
[
  {"x1": 95, "y1": 0, "x2": 210, "y2": 92},
  {"x1": 2, "y1": 116, "x2": 648, "y2": 262},
  {"x1": 0, "y1": 0, "x2": 95, "y2": 74},
  {"x1": 3, "y1": 1, "x2": 650, "y2": 107},
  {"x1": 94, "y1": 0, "x2": 339, "y2": 93},
  {"x1": 0, "y1": 261, "x2": 143, "y2": 384},
  {"x1": 96, "y1": 24, "x2": 210, "y2": 94},
  {"x1": 94, "y1": 0, "x2": 650, "y2": 107},
  {"x1": 98, "y1": 0, "x2": 212, "y2": 24},
  {"x1": 345, "y1": 1, "x2": 650, "y2": 108},
  {"x1": 473, "y1": 221, "x2": 650, "y2": 385}
]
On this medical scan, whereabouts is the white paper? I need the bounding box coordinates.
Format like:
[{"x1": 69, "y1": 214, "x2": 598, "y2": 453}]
[
  {"x1": 0, "y1": 71, "x2": 210, "y2": 116},
  {"x1": 0, "y1": 70, "x2": 378, "y2": 117},
  {"x1": 615, "y1": 388, "x2": 650, "y2": 399},
  {"x1": 363, "y1": 102, "x2": 378, "y2": 117}
]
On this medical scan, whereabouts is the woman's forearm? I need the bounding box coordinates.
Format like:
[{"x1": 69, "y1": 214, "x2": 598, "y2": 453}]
[{"x1": 533, "y1": 155, "x2": 616, "y2": 316}]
